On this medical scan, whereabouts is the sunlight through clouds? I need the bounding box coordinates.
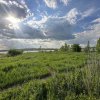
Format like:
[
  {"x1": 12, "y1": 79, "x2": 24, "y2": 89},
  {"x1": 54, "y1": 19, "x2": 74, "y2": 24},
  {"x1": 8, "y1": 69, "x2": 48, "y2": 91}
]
[
  {"x1": 0, "y1": 0, "x2": 7, "y2": 4},
  {"x1": 0, "y1": 0, "x2": 100, "y2": 49},
  {"x1": 6, "y1": 15, "x2": 20, "y2": 29}
]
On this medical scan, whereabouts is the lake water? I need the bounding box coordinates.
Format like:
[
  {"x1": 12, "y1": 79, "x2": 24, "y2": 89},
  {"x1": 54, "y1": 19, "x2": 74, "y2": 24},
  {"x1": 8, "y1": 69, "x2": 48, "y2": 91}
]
[{"x1": 0, "y1": 50, "x2": 55, "y2": 54}]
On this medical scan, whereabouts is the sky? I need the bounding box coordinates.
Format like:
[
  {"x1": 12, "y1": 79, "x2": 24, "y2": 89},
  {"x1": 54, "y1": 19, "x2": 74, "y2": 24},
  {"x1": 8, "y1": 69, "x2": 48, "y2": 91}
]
[{"x1": 0, "y1": 0, "x2": 100, "y2": 49}]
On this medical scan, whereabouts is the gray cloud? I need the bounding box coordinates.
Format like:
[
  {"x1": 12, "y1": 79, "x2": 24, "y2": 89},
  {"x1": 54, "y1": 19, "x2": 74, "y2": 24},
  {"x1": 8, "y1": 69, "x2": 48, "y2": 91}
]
[
  {"x1": 0, "y1": 0, "x2": 74, "y2": 40},
  {"x1": 0, "y1": 15, "x2": 75, "y2": 40},
  {"x1": 0, "y1": 39, "x2": 65, "y2": 50},
  {"x1": 24, "y1": 16, "x2": 75, "y2": 40},
  {"x1": 68, "y1": 21, "x2": 100, "y2": 46},
  {"x1": 0, "y1": 0, "x2": 28, "y2": 39},
  {"x1": 0, "y1": 0, "x2": 27, "y2": 18},
  {"x1": 42, "y1": 17, "x2": 74, "y2": 40},
  {"x1": 15, "y1": 24, "x2": 45, "y2": 39}
]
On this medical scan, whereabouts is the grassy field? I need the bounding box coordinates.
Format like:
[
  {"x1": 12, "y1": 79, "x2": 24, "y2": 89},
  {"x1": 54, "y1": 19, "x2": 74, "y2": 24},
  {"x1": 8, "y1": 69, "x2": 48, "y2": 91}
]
[{"x1": 0, "y1": 51, "x2": 100, "y2": 100}]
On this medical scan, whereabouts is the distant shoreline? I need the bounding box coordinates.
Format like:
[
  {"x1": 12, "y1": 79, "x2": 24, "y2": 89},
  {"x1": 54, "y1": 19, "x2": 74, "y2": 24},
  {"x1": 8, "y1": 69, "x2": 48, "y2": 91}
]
[{"x1": 0, "y1": 49, "x2": 56, "y2": 54}]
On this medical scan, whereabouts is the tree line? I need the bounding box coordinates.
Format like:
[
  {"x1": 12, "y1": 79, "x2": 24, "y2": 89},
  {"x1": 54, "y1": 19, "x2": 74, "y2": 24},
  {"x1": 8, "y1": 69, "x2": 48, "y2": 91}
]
[
  {"x1": 60, "y1": 38, "x2": 100, "y2": 52},
  {"x1": 7, "y1": 38, "x2": 100, "y2": 56}
]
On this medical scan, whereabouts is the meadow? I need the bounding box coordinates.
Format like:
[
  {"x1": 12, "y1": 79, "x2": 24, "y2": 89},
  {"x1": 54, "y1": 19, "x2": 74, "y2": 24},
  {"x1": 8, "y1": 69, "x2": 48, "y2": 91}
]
[{"x1": 0, "y1": 51, "x2": 100, "y2": 100}]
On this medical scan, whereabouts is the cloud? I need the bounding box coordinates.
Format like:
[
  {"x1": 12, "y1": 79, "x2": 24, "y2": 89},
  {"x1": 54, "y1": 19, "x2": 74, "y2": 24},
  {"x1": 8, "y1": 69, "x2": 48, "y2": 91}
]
[
  {"x1": 66, "y1": 8, "x2": 79, "y2": 24},
  {"x1": 42, "y1": 16, "x2": 74, "y2": 40},
  {"x1": 0, "y1": 0, "x2": 7, "y2": 4},
  {"x1": 1, "y1": 14, "x2": 75, "y2": 40},
  {"x1": 92, "y1": 18, "x2": 100, "y2": 23},
  {"x1": 0, "y1": 0, "x2": 99, "y2": 49},
  {"x1": 25, "y1": 16, "x2": 74, "y2": 40},
  {"x1": 0, "y1": 0, "x2": 27, "y2": 18},
  {"x1": 0, "y1": 10, "x2": 75, "y2": 40},
  {"x1": 0, "y1": 0, "x2": 29, "y2": 39},
  {"x1": 44, "y1": 0, "x2": 57, "y2": 9},
  {"x1": 0, "y1": 24, "x2": 46, "y2": 39},
  {"x1": 80, "y1": 8, "x2": 95, "y2": 20},
  {"x1": 0, "y1": 39, "x2": 65, "y2": 50},
  {"x1": 0, "y1": 0, "x2": 28, "y2": 30},
  {"x1": 44, "y1": 0, "x2": 70, "y2": 9},
  {"x1": 69, "y1": 21, "x2": 100, "y2": 46},
  {"x1": 60, "y1": 0, "x2": 70, "y2": 5}
]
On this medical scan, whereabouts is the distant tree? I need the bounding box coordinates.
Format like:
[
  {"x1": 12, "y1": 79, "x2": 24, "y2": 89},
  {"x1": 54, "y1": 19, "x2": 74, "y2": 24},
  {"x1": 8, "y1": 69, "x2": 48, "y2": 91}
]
[
  {"x1": 60, "y1": 43, "x2": 69, "y2": 51},
  {"x1": 84, "y1": 41, "x2": 90, "y2": 53},
  {"x1": 60, "y1": 45, "x2": 65, "y2": 51},
  {"x1": 96, "y1": 38, "x2": 100, "y2": 52},
  {"x1": 71, "y1": 44, "x2": 81, "y2": 52},
  {"x1": 39, "y1": 46, "x2": 42, "y2": 52}
]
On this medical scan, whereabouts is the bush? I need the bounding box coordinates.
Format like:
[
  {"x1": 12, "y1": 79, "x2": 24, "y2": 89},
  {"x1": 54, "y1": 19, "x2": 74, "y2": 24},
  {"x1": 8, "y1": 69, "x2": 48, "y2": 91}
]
[{"x1": 7, "y1": 49, "x2": 23, "y2": 56}]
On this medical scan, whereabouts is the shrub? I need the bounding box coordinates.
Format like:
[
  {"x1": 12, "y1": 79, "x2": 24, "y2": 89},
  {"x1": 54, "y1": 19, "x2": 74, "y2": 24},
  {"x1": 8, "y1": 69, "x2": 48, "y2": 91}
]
[{"x1": 7, "y1": 49, "x2": 23, "y2": 56}]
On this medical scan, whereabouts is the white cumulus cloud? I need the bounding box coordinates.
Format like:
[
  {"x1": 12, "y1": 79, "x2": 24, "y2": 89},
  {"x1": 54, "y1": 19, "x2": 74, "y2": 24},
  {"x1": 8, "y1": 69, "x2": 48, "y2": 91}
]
[
  {"x1": 80, "y1": 8, "x2": 95, "y2": 20},
  {"x1": 60, "y1": 0, "x2": 70, "y2": 5},
  {"x1": 0, "y1": 39, "x2": 65, "y2": 50},
  {"x1": 44, "y1": 0, "x2": 57, "y2": 9},
  {"x1": 66, "y1": 8, "x2": 79, "y2": 24},
  {"x1": 69, "y1": 22, "x2": 100, "y2": 46},
  {"x1": 92, "y1": 18, "x2": 100, "y2": 23}
]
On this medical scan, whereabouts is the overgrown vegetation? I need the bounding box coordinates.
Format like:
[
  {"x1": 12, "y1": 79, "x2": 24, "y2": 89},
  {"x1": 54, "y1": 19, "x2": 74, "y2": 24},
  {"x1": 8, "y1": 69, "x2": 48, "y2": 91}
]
[
  {"x1": 0, "y1": 39, "x2": 100, "y2": 99},
  {"x1": 7, "y1": 49, "x2": 23, "y2": 56},
  {"x1": 0, "y1": 51, "x2": 100, "y2": 100},
  {"x1": 60, "y1": 43, "x2": 81, "y2": 52},
  {"x1": 71, "y1": 44, "x2": 81, "y2": 52},
  {"x1": 60, "y1": 43, "x2": 70, "y2": 52}
]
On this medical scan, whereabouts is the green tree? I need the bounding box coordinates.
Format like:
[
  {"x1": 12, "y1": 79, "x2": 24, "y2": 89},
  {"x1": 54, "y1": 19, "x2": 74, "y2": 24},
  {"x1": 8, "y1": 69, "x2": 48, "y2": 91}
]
[
  {"x1": 60, "y1": 43, "x2": 69, "y2": 51},
  {"x1": 96, "y1": 38, "x2": 100, "y2": 52},
  {"x1": 71, "y1": 44, "x2": 81, "y2": 52},
  {"x1": 84, "y1": 41, "x2": 90, "y2": 53}
]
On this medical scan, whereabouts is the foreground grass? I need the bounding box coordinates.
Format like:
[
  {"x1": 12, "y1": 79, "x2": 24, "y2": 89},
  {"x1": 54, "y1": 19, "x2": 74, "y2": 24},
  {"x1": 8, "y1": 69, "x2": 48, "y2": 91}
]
[{"x1": 0, "y1": 52, "x2": 100, "y2": 100}]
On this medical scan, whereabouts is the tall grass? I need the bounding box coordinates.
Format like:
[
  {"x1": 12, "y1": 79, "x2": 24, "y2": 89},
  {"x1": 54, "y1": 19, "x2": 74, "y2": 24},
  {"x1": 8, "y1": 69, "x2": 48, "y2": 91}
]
[{"x1": 0, "y1": 52, "x2": 100, "y2": 99}]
